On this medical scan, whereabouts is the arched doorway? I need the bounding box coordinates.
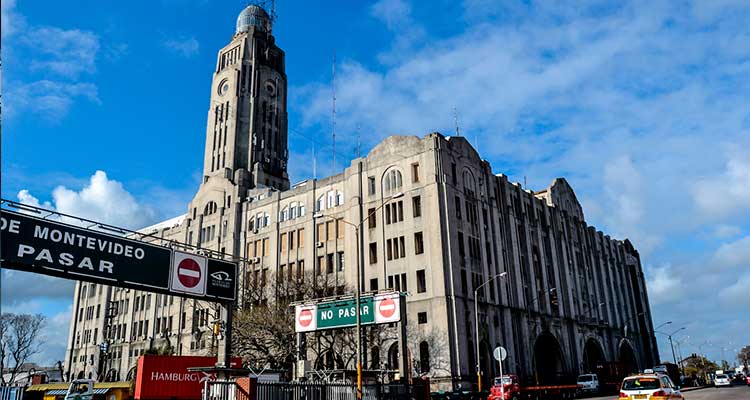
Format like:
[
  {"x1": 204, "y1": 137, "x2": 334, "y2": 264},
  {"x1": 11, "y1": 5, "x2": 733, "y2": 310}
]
[
  {"x1": 582, "y1": 338, "x2": 606, "y2": 373},
  {"x1": 619, "y1": 341, "x2": 638, "y2": 374},
  {"x1": 387, "y1": 343, "x2": 399, "y2": 370},
  {"x1": 533, "y1": 332, "x2": 566, "y2": 385}
]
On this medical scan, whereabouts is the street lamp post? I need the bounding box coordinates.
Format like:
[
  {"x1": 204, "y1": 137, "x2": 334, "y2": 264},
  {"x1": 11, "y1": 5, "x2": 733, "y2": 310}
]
[
  {"x1": 474, "y1": 272, "x2": 508, "y2": 392},
  {"x1": 314, "y1": 191, "x2": 403, "y2": 400},
  {"x1": 656, "y1": 327, "x2": 686, "y2": 366}
]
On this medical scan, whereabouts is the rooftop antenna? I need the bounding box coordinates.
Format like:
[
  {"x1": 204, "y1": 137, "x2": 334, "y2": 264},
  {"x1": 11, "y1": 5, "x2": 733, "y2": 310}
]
[
  {"x1": 453, "y1": 107, "x2": 461, "y2": 137},
  {"x1": 356, "y1": 125, "x2": 361, "y2": 158},
  {"x1": 331, "y1": 51, "x2": 337, "y2": 173}
]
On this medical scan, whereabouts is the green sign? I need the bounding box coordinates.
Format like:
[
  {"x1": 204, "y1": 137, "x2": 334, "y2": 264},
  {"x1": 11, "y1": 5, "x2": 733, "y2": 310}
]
[
  {"x1": 294, "y1": 292, "x2": 402, "y2": 333},
  {"x1": 316, "y1": 298, "x2": 374, "y2": 329}
]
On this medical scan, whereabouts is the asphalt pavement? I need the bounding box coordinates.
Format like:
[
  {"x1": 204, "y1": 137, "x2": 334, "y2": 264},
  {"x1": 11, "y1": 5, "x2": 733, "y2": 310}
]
[{"x1": 586, "y1": 385, "x2": 750, "y2": 400}]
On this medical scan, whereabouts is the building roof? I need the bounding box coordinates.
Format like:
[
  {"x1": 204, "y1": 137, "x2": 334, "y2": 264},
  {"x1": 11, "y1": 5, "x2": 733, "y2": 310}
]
[{"x1": 137, "y1": 214, "x2": 186, "y2": 234}]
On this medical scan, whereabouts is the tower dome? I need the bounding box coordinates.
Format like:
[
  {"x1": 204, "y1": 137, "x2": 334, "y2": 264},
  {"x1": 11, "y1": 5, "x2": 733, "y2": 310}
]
[{"x1": 236, "y1": 5, "x2": 271, "y2": 34}]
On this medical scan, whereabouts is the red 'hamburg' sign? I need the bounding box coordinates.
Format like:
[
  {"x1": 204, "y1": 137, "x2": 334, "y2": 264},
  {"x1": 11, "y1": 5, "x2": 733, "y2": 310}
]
[{"x1": 177, "y1": 258, "x2": 201, "y2": 288}]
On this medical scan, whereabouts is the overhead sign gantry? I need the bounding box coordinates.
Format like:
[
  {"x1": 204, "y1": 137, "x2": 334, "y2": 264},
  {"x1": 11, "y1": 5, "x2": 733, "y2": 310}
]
[{"x1": 0, "y1": 204, "x2": 237, "y2": 302}]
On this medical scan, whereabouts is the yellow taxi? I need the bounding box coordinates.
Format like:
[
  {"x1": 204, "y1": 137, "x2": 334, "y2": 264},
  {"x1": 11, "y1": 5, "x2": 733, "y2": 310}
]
[{"x1": 618, "y1": 371, "x2": 684, "y2": 400}]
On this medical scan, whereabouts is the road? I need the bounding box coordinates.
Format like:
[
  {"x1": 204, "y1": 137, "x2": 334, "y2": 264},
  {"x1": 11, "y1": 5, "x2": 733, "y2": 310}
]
[{"x1": 587, "y1": 386, "x2": 750, "y2": 400}]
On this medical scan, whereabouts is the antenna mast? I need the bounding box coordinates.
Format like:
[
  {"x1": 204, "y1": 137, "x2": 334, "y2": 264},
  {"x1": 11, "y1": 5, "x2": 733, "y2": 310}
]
[
  {"x1": 331, "y1": 51, "x2": 337, "y2": 172},
  {"x1": 356, "y1": 125, "x2": 361, "y2": 158},
  {"x1": 453, "y1": 107, "x2": 461, "y2": 136}
]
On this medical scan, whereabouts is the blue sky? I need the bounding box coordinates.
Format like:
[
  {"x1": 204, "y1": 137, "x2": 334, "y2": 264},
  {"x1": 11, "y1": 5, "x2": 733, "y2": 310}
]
[{"x1": 2, "y1": 0, "x2": 750, "y2": 367}]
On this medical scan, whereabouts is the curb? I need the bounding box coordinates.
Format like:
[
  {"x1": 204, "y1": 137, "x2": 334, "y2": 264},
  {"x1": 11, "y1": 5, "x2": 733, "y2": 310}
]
[{"x1": 681, "y1": 385, "x2": 710, "y2": 392}]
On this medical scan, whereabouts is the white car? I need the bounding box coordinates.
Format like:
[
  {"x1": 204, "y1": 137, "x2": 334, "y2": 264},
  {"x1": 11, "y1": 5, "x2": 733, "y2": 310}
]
[
  {"x1": 714, "y1": 374, "x2": 731, "y2": 387},
  {"x1": 619, "y1": 373, "x2": 683, "y2": 400},
  {"x1": 577, "y1": 374, "x2": 600, "y2": 393}
]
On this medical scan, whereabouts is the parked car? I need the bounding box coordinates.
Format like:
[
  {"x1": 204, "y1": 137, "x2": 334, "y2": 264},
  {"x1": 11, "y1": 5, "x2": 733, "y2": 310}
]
[
  {"x1": 714, "y1": 374, "x2": 731, "y2": 387},
  {"x1": 577, "y1": 374, "x2": 600, "y2": 394},
  {"x1": 619, "y1": 373, "x2": 683, "y2": 400}
]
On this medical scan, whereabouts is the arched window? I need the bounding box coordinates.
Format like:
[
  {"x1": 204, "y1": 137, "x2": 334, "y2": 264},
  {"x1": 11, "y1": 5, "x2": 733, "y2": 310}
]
[
  {"x1": 255, "y1": 212, "x2": 271, "y2": 229},
  {"x1": 463, "y1": 170, "x2": 476, "y2": 197},
  {"x1": 203, "y1": 201, "x2": 218, "y2": 216},
  {"x1": 383, "y1": 169, "x2": 403, "y2": 195},
  {"x1": 290, "y1": 202, "x2": 298, "y2": 219},
  {"x1": 317, "y1": 195, "x2": 325, "y2": 211},
  {"x1": 299, "y1": 203, "x2": 306, "y2": 217},
  {"x1": 279, "y1": 207, "x2": 289, "y2": 222},
  {"x1": 326, "y1": 190, "x2": 336, "y2": 208},
  {"x1": 336, "y1": 191, "x2": 344, "y2": 206},
  {"x1": 419, "y1": 341, "x2": 430, "y2": 373}
]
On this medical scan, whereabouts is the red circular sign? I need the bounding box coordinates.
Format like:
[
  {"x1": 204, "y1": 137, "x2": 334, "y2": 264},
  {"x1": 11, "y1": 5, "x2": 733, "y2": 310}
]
[
  {"x1": 378, "y1": 298, "x2": 396, "y2": 318},
  {"x1": 178, "y1": 258, "x2": 202, "y2": 288},
  {"x1": 299, "y1": 309, "x2": 313, "y2": 327}
]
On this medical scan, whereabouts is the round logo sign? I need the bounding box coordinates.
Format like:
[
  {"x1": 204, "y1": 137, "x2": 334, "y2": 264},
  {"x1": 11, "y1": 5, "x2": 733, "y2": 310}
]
[
  {"x1": 378, "y1": 298, "x2": 396, "y2": 318},
  {"x1": 178, "y1": 258, "x2": 202, "y2": 288},
  {"x1": 299, "y1": 309, "x2": 313, "y2": 327}
]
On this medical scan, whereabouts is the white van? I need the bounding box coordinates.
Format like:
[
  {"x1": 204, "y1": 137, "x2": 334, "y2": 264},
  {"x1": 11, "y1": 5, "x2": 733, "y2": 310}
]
[{"x1": 577, "y1": 374, "x2": 600, "y2": 393}]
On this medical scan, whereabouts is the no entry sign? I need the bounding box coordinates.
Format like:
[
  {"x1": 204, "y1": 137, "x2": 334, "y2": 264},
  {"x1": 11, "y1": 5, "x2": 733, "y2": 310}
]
[
  {"x1": 294, "y1": 292, "x2": 402, "y2": 333},
  {"x1": 170, "y1": 251, "x2": 207, "y2": 296}
]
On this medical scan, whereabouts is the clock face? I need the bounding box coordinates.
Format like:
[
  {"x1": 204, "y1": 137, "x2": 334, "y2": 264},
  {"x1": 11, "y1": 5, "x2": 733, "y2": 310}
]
[
  {"x1": 265, "y1": 80, "x2": 277, "y2": 97},
  {"x1": 218, "y1": 80, "x2": 230, "y2": 96}
]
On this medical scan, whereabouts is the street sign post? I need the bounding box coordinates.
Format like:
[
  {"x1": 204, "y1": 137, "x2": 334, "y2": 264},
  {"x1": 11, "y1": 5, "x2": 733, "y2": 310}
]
[
  {"x1": 293, "y1": 292, "x2": 401, "y2": 333},
  {"x1": 493, "y1": 346, "x2": 507, "y2": 400}
]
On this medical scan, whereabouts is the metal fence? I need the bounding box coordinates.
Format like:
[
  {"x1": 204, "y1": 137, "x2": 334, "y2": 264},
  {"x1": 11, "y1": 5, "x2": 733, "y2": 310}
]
[
  {"x1": 255, "y1": 382, "x2": 420, "y2": 400},
  {"x1": 203, "y1": 380, "x2": 252, "y2": 400},
  {"x1": 0, "y1": 387, "x2": 24, "y2": 400}
]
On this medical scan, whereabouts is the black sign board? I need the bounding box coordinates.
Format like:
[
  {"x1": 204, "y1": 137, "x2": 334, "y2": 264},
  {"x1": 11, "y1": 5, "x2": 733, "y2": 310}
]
[
  {"x1": 0, "y1": 209, "x2": 237, "y2": 302},
  {"x1": 206, "y1": 259, "x2": 238, "y2": 300}
]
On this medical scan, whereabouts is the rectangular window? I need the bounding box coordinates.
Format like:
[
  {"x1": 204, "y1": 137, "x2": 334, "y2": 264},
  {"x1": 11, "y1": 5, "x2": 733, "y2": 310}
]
[
  {"x1": 368, "y1": 176, "x2": 376, "y2": 195},
  {"x1": 458, "y1": 232, "x2": 465, "y2": 257},
  {"x1": 369, "y1": 243, "x2": 378, "y2": 264},
  {"x1": 401, "y1": 273, "x2": 407, "y2": 291},
  {"x1": 385, "y1": 204, "x2": 391, "y2": 225},
  {"x1": 412, "y1": 196, "x2": 421, "y2": 218},
  {"x1": 418, "y1": 312, "x2": 427, "y2": 324},
  {"x1": 317, "y1": 256, "x2": 325, "y2": 275},
  {"x1": 337, "y1": 252, "x2": 344, "y2": 272},
  {"x1": 298, "y1": 228, "x2": 305, "y2": 248},
  {"x1": 317, "y1": 223, "x2": 325, "y2": 242},
  {"x1": 326, "y1": 221, "x2": 335, "y2": 241},
  {"x1": 262, "y1": 238, "x2": 269, "y2": 256},
  {"x1": 387, "y1": 239, "x2": 393, "y2": 260},
  {"x1": 289, "y1": 232, "x2": 295, "y2": 250},
  {"x1": 411, "y1": 162, "x2": 420, "y2": 182},
  {"x1": 337, "y1": 219, "x2": 345, "y2": 239},
  {"x1": 280, "y1": 232, "x2": 288, "y2": 252},
  {"x1": 368, "y1": 208, "x2": 377, "y2": 229},
  {"x1": 370, "y1": 278, "x2": 378, "y2": 291},
  {"x1": 451, "y1": 162, "x2": 457, "y2": 184},
  {"x1": 455, "y1": 196, "x2": 462, "y2": 219},
  {"x1": 279, "y1": 264, "x2": 286, "y2": 281},
  {"x1": 397, "y1": 201, "x2": 404, "y2": 222},
  {"x1": 399, "y1": 236, "x2": 406, "y2": 258},
  {"x1": 414, "y1": 232, "x2": 424, "y2": 255},
  {"x1": 417, "y1": 269, "x2": 426, "y2": 293},
  {"x1": 326, "y1": 253, "x2": 334, "y2": 274},
  {"x1": 388, "y1": 275, "x2": 395, "y2": 290}
]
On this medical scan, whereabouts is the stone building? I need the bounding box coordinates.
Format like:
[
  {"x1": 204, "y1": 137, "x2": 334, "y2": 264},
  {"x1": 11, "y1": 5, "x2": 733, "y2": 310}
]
[{"x1": 64, "y1": 4, "x2": 659, "y2": 389}]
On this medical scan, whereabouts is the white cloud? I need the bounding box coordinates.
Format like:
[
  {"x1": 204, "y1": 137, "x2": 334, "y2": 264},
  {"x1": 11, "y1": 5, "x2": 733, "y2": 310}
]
[
  {"x1": 645, "y1": 264, "x2": 684, "y2": 305},
  {"x1": 712, "y1": 224, "x2": 742, "y2": 239},
  {"x1": 0, "y1": 0, "x2": 25, "y2": 39},
  {"x1": 718, "y1": 274, "x2": 750, "y2": 305},
  {"x1": 162, "y1": 37, "x2": 200, "y2": 57},
  {"x1": 23, "y1": 27, "x2": 100, "y2": 78},
  {"x1": 712, "y1": 236, "x2": 750, "y2": 269},
  {"x1": 18, "y1": 170, "x2": 157, "y2": 230},
  {"x1": 4, "y1": 80, "x2": 100, "y2": 121},
  {"x1": 693, "y1": 149, "x2": 750, "y2": 219}
]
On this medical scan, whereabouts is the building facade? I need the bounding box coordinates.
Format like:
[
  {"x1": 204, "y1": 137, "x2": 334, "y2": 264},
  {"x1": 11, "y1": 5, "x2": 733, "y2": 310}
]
[{"x1": 64, "y1": 4, "x2": 659, "y2": 389}]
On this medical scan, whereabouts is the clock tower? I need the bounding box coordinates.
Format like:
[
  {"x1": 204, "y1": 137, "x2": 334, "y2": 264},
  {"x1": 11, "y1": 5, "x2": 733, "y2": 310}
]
[{"x1": 202, "y1": 4, "x2": 289, "y2": 193}]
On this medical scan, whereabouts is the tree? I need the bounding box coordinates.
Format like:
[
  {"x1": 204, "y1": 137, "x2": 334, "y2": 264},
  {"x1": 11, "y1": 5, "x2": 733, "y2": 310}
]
[
  {"x1": 737, "y1": 346, "x2": 749, "y2": 372},
  {"x1": 0, "y1": 313, "x2": 46, "y2": 385}
]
